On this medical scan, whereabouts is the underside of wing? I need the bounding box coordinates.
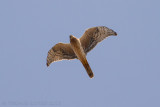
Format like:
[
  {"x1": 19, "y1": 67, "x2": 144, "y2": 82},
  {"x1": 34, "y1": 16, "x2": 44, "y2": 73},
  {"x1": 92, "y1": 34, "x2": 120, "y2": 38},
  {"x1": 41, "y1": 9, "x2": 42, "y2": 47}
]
[
  {"x1": 80, "y1": 27, "x2": 100, "y2": 54},
  {"x1": 46, "y1": 43, "x2": 77, "y2": 67},
  {"x1": 80, "y1": 26, "x2": 111, "y2": 54}
]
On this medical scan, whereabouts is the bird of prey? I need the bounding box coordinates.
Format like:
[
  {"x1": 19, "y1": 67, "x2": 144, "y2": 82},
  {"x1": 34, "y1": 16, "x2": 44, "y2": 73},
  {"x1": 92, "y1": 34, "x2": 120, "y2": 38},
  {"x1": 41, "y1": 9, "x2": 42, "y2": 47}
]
[{"x1": 46, "y1": 26, "x2": 117, "y2": 78}]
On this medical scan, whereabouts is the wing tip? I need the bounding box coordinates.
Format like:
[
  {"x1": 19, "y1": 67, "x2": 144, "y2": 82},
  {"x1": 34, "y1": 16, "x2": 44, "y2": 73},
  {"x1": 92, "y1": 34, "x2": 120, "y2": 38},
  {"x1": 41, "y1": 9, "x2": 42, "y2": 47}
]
[{"x1": 46, "y1": 62, "x2": 50, "y2": 67}]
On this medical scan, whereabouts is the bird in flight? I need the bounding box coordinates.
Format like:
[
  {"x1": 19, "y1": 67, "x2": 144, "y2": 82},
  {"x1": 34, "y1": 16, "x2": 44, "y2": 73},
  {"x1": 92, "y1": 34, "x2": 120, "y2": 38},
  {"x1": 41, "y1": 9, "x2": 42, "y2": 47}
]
[{"x1": 46, "y1": 26, "x2": 117, "y2": 78}]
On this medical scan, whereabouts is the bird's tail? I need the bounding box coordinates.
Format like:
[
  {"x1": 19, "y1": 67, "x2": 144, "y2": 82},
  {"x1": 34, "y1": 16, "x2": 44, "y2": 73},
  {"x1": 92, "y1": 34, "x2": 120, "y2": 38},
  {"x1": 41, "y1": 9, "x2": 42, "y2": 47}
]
[{"x1": 80, "y1": 58, "x2": 94, "y2": 78}]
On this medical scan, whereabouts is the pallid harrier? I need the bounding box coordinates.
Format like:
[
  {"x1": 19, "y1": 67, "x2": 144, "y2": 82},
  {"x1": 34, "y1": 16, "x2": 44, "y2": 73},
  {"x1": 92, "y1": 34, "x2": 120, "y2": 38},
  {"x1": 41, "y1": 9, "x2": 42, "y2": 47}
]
[{"x1": 47, "y1": 26, "x2": 117, "y2": 78}]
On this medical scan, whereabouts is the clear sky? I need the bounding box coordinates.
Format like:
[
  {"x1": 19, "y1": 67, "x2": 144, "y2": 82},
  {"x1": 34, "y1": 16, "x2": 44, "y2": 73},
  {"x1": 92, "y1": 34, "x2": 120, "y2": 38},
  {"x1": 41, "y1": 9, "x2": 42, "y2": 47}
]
[{"x1": 0, "y1": 0, "x2": 160, "y2": 107}]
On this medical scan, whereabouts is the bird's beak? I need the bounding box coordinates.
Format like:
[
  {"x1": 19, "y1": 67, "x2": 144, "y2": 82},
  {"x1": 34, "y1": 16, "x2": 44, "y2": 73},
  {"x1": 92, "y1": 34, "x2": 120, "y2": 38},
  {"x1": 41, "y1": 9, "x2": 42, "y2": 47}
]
[{"x1": 70, "y1": 35, "x2": 73, "y2": 39}]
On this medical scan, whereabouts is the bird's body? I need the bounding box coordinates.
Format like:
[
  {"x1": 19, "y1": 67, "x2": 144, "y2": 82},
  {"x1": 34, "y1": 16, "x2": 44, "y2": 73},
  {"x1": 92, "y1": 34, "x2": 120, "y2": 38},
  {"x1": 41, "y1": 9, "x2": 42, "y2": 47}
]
[
  {"x1": 70, "y1": 35, "x2": 94, "y2": 78},
  {"x1": 46, "y1": 26, "x2": 117, "y2": 78}
]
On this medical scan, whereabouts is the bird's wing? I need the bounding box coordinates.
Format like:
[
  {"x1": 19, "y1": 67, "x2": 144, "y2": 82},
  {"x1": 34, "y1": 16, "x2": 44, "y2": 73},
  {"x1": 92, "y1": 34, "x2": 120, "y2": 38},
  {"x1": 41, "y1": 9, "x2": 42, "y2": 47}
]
[
  {"x1": 46, "y1": 43, "x2": 77, "y2": 66},
  {"x1": 80, "y1": 27, "x2": 106, "y2": 54}
]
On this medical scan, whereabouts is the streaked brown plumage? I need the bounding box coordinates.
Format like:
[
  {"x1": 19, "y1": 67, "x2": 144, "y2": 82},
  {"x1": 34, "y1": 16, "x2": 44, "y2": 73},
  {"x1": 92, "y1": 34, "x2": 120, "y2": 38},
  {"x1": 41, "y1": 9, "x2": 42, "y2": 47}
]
[{"x1": 47, "y1": 26, "x2": 117, "y2": 78}]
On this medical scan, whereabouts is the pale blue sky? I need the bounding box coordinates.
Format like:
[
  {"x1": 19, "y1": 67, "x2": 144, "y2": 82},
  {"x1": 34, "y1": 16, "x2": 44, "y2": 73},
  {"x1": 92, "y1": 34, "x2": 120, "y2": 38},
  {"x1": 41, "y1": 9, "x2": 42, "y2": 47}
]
[{"x1": 0, "y1": 0, "x2": 160, "y2": 107}]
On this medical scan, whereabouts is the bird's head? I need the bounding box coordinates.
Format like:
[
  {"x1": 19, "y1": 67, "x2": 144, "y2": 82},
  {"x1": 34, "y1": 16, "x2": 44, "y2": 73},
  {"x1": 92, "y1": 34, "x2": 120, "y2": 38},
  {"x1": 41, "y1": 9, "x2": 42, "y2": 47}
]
[
  {"x1": 99, "y1": 26, "x2": 117, "y2": 36},
  {"x1": 70, "y1": 35, "x2": 75, "y2": 40},
  {"x1": 70, "y1": 35, "x2": 78, "y2": 44}
]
